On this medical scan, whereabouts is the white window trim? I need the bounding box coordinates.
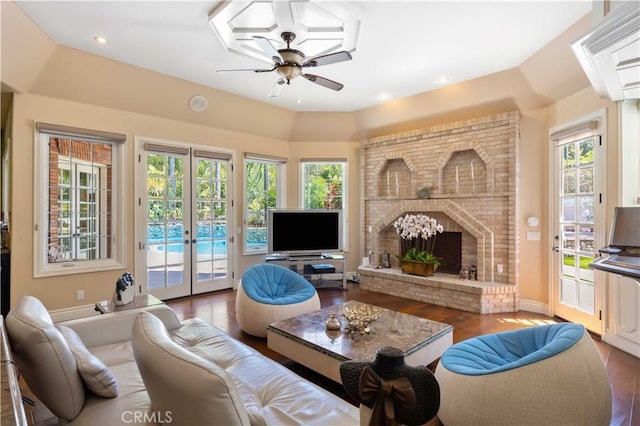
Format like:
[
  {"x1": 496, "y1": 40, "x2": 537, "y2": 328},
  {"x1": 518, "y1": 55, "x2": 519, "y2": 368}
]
[
  {"x1": 33, "y1": 129, "x2": 126, "y2": 277},
  {"x1": 243, "y1": 154, "x2": 286, "y2": 255}
]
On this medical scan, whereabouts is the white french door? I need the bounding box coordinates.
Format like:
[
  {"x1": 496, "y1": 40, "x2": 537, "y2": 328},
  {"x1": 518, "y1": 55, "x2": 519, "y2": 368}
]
[
  {"x1": 551, "y1": 116, "x2": 605, "y2": 334},
  {"x1": 136, "y1": 140, "x2": 233, "y2": 300}
]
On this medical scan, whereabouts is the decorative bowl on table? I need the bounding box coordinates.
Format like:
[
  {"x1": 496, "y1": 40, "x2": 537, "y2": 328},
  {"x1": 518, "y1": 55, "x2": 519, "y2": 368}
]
[{"x1": 342, "y1": 304, "x2": 382, "y2": 335}]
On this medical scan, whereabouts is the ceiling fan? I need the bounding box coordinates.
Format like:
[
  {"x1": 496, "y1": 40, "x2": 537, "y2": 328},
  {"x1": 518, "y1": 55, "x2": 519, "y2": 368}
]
[{"x1": 217, "y1": 32, "x2": 352, "y2": 97}]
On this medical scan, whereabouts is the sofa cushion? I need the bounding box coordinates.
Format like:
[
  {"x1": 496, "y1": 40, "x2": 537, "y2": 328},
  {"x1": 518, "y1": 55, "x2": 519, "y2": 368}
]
[
  {"x1": 440, "y1": 323, "x2": 584, "y2": 375},
  {"x1": 71, "y1": 340, "x2": 156, "y2": 426},
  {"x1": 59, "y1": 325, "x2": 119, "y2": 398},
  {"x1": 132, "y1": 311, "x2": 252, "y2": 426},
  {"x1": 241, "y1": 263, "x2": 316, "y2": 305},
  {"x1": 172, "y1": 317, "x2": 360, "y2": 425},
  {"x1": 5, "y1": 296, "x2": 85, "y2": 421}
]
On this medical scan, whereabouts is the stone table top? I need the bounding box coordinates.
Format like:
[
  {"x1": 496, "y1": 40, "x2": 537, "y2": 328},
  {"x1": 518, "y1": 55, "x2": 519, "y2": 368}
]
[{"x1": 266, "y1": 301, "x2": 453, "y2": 363}]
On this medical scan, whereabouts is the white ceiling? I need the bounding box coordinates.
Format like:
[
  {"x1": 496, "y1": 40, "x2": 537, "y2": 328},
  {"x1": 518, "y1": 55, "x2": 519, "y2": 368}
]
[{"x1": 15, "y1": 0, "x2": 592, "y2": 112}]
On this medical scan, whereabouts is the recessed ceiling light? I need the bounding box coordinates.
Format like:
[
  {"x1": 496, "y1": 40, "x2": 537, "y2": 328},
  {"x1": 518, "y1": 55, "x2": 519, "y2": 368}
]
[
  {"x1": 436, "y1": 76, "x2": 450, "y2": 85},
  {"x1": 378, "y1": 94, "x2": 391, "y2": 101},
  {"x1": 296, "y1": 99, "x2": 302, "y2": 104},
  {"x1": 93, "y1": 35, "x2": 107, "y2": 45}
]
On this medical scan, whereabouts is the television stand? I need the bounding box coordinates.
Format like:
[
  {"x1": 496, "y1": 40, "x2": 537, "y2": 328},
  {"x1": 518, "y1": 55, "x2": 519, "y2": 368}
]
[{"x1": 265, "y1": 254, "x2": 347, "y2": 290}]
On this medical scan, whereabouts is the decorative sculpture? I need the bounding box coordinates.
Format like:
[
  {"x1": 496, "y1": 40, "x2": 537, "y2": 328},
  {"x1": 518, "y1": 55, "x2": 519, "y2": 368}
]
[
  {"x1": 113, "y1": 272, "x2": 135, "y2": 306},
  {"x1": 340, "y1": 346, "x2": 440, "y2": 426}
]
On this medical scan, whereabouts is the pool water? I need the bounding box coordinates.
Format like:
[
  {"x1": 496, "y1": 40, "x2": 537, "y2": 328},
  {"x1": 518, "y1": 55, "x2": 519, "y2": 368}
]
[{"x1": 149, "y1": 240, "x2": 227, "y2": 255}]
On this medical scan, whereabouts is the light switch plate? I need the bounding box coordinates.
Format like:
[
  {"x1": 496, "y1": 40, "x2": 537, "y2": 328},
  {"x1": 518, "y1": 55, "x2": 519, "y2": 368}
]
[{"x1": 527, "y1": 232, "x2": 541, "y2": 241}]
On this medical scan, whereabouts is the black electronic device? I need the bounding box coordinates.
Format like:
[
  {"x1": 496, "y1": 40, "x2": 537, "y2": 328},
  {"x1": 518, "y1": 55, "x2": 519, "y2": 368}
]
[
  {"x1": 267, "y1": 209, "x2": 343, "y2": 256},
  {"x1": 590, "y1": 207, "x2": 640, "y2": 279}
]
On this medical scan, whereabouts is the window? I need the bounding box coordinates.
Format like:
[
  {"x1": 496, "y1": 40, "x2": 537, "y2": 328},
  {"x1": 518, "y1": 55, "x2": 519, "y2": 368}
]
[
  {"x1": 301, "y1": 159, "x2": 347, "y2": 249},
  {"x1": 244, "y1": 153, "x2": 286, "y2": 254},
  {"x1": 34, "y1": 123, "x2": 126, "y2": 276}
]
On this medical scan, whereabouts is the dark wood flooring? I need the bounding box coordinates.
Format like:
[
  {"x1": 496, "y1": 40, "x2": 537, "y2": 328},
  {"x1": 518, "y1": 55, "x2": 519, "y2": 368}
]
[{"x1": 166, "y1": 284, "x2": 639, "y2": 426}]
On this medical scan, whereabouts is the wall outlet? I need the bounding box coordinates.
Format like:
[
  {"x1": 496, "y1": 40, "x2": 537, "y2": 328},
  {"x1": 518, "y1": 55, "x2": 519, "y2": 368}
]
[
  {"x1": 76, "y1": 290, "x2": 85, "y2": 300},
  {"x1": 496, "y1": 264, "x2": 504, "y2": 274}
]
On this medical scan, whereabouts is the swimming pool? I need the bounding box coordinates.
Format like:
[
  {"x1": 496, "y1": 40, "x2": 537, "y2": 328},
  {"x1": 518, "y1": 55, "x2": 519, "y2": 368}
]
[{"x1": 148, "y1": 240, "x2": 227, "y2": 255}]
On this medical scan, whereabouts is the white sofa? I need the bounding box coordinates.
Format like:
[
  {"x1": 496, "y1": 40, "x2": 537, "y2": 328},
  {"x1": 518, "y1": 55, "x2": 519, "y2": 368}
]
[{"x1": 6, "y1": 296, "x2": 359, "y2": 425}]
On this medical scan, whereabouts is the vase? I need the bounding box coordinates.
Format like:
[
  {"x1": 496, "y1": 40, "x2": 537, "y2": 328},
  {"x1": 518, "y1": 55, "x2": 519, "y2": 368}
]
[
  {"x1": 325, "y1": 314, "x2": 342, "y2": 330},
  {"x1": 400, "y1": 259, "x2": 436, "y2": 277}
]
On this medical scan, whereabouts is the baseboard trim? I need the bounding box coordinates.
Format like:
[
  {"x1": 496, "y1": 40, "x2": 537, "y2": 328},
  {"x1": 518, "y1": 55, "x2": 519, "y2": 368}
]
[
  {"x1": 519, "y1": 299, "x2": 552, "y2": 316},
  {"x1": 49, "y1": 304, "x2": 99, "y2": 322}
]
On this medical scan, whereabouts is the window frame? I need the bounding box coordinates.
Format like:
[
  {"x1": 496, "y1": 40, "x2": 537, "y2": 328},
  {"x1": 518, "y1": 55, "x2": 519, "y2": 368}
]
[
  {"x1": 300, "y1": 159, "x2": 348, "y2": 251},
  {"x1": 243, "y1": 153, "x2": 286, "y2": 255},
  {"x1": 33, "y1": 124, "x2": 126, "y2": 277}
]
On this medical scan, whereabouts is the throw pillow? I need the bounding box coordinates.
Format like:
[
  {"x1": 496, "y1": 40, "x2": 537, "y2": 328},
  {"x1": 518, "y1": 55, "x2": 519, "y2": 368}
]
[{"x1": 58, "y1": 325, "x2": 119, "y2": 398}]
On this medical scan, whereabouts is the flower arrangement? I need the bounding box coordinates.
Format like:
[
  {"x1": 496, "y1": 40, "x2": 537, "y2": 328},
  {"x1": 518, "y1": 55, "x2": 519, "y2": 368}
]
[{"x1": 393, "y1": 214, "x2": 444, "y2": 265}]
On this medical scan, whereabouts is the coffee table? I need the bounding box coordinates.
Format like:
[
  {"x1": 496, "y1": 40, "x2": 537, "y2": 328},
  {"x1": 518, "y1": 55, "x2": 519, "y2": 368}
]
[{"x1": 266, "y1": 301, "x2": 453, "y2": 383}]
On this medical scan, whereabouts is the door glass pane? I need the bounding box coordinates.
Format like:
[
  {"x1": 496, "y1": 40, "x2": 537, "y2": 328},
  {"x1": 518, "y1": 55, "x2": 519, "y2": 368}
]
[
  {"x1": 578, "y1": 225, "x2": 595, "y2": 253},
  {"x1": 579, "y1": 138, "x2": 594, "y2": 164},
  {"x1": 146, "y1": 153, "x2": 187, "y2": 290},
  {"x1": 578, "y1": 166, "x2": 594, "y2": 193},
  {"x1": 562, "y1": 253, "x2": 575, "y2": 278},
  {"x1": 562, "y1": 169, "x2": 576, "y2": 194},
  {"x1": 561, "y1": 197, "x2": 576, "y2": 222},
  {"x1": 578, "y1": 196, "x2": 594, "y2": 223},
  {"x1": 561, "y1": 278, "x2": 576, "y2": 307},
  {"x1": 578, "y1": 281, "x2": 595, "y2": 313},
  {"x1": 195, "y1": 159, "x2": 227, "y2": 282},
  {"x1": 562, "y1": 144, "x2": 576, "y2": 168}
]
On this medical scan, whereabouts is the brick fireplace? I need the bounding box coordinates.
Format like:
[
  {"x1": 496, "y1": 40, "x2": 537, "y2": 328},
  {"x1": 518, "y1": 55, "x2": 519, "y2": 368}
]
[{"x1": 358, "y1": 112, "x2": 521, "y2": 313}]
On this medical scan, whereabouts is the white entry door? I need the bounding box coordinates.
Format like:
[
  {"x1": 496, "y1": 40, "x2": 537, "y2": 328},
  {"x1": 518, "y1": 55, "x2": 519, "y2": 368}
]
[
  {"x1": 137, "y1": 140, "x2": 233, "y2": 300},
  {"x1": 551, "y1": 117, "x2": 605, "y2": 334}
]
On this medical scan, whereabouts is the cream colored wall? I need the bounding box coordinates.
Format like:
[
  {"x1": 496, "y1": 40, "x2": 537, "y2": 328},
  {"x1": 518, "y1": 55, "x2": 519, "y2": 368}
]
[
  {"x1": 11, "y1": 93, "x2": 289, "y2": 310},
  {"x1": 517, "y1": 111, "x2": 547, "y2": 303}
]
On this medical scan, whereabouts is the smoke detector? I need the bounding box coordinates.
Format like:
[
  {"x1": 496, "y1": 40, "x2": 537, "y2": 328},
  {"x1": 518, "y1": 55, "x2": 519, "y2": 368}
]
[{"x1": 188, "y1": 95, "x2": 208, "y2": 112}]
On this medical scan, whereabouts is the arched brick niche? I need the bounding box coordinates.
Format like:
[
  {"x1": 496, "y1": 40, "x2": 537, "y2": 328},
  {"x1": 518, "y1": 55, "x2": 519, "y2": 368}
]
[{"x1": 438, "y1": 148, "x2": 493, "y2": 195}]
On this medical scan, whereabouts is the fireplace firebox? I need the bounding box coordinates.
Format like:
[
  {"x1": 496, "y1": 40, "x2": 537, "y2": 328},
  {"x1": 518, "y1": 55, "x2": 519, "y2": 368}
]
[{"x1": 432, "y1": 231, "x2": 462, "y2": 274}]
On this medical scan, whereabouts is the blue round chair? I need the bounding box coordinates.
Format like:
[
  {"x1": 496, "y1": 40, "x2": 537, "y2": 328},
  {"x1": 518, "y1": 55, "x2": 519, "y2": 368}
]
[
  {"x1": 434, "y1": 323, "x2": 611, "y2": 425},
  {"x1": 235, "y1": 263, "x2": 321, "y2": 337}
]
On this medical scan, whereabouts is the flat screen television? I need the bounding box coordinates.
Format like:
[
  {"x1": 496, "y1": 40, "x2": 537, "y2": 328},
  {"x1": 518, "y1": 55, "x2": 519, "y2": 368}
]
[{"x1": 268, "y1": 209, "x2": 343, "y2": 256}]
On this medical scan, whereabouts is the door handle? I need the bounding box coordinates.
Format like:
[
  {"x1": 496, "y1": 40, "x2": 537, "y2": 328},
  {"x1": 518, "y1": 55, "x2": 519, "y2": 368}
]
[{"x1": 184, "y1": 239, "x2": 190, "y2": 244}]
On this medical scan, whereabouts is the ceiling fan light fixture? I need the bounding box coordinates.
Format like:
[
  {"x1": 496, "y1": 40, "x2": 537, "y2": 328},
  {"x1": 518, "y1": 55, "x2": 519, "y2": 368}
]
[{"x1": 277, "y1": 65, "x2": 301, "y2": 82}]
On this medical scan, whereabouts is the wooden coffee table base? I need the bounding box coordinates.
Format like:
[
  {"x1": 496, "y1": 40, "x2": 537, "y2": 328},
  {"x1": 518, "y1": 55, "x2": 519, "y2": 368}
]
[{"x1": 266, "y1": 301, "x2": 453, "y2": 384}]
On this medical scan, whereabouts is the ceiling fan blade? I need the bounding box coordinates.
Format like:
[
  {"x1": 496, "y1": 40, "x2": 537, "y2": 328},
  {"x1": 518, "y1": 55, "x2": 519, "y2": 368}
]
[
  {"x1": 302, "y1": 74, "x2": 344, "y2": 91},
  {"x1": 303, "y1": 51, "x2": 352, "y2": 68},
  {"x1": 216, "y1": 67, "x2": 275, "y2": 73},
  {"x1": 253, "y1": 36, "x2": 284, "y2": 65},
  {"x1": 268, "y1": 78, "x2": 286, "y2": 97},
  {"x1": 216, "y1": 67, "x2": 276, "y2": 74}
]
